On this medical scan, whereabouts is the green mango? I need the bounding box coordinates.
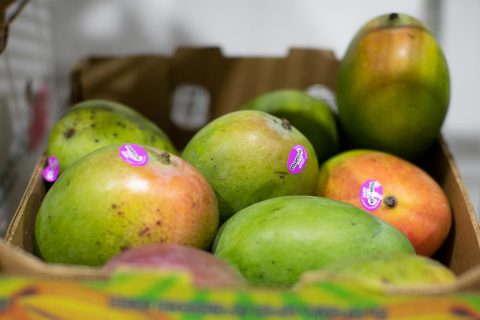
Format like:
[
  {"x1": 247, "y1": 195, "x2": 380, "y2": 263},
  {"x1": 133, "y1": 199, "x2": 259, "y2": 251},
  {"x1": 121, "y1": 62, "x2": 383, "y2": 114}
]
[
  {"x1": 213, "y1": 196, "x2": 414, "y2": 287},
  {"x1": 336, "y1": 13, "x2": 450, "y2": 160},
  {"x1": 182, "y1": 110, "x2": 319, "y2": 222},
  {"x1": 242, "y1": 89, "x2": 339, "y2": 163},
  {"x1": 46, "y1": 99, "x2": 177, "y2": 174},
  {"x1": 295, "y1": 252, "x2": 456, "y2": 292}
]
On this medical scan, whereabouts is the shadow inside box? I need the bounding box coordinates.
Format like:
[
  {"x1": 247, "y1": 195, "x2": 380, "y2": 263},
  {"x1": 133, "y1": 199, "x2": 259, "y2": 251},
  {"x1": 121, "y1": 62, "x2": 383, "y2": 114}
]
[{"x1": 443, "y1": 133, "x2": 480, "y2": 219}]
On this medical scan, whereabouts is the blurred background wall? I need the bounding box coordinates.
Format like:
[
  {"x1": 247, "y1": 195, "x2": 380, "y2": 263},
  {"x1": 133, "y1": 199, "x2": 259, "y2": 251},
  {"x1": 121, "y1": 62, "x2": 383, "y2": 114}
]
[{"x1": 1, "y1": 0, "x2": 479, "y2": 234}]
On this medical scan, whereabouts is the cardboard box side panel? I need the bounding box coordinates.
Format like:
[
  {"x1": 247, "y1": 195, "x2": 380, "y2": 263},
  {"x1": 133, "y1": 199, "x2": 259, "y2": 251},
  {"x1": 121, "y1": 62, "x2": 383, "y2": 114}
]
[
  {"x1": 438, "y1": 139, "x2": 480, "y2": 274},
  {"x1": 70, "y1": 48, "x2": 339, "y2": 149},
  {"x1": 70, "y1": 56, "x2": 173, "y2": 145},
  {"x1": 5, "y1": 156, "x2": 46, "y2": 252},
  {"x1": 420, "y1": 138, "x2": 480, "y2": 275},
  {"x1": 169, "y1": 47, "x2": 338, "y2": 118}
]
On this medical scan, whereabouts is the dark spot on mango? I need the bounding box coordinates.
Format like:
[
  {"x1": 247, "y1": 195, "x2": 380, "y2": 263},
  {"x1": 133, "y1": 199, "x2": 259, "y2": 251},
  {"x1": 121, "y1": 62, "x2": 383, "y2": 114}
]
[
  {"x1": 120, "y1": 246, "x2": 130, "y2": 252},
  {"x1": 138, "y1": 227, "x2": 150, "y2": 236},
  {"x1": 281, "y1": 118, "x2": 292, "y2": 130},
  {"x1": 111, "y1": 203, "x2": 117, "y2": 209},
  {"x1": 275, "y1": 171, "x2": 288, "y2": 179},
  {"x1": 64, "y1": 128, "x2": 75, "y2": 139},
  {"x1": 351, "y1": 221, "x2": 357, "y2": 226},
  {"x1": 117, "y1": 211, "x2": 124, "y2": 216},
  {"x1": 90, "y1": 124, "x2": 96, "y2": 128},
  {"x1": 116, "y1": 122, "x2": 126, "y2": 128},
  {"x1": 381, "y1": 277, "x2": 391, "y2": 284},
  {"x1": 96, "y1": 241, "x2": 101, "y2": 245},
  {"x1": 113, "y1": 133, "x2": 117, "y2": 137},
  {"x1": 156, "y1": 220, "x2": 162, "y2": 226},
  {"x1": 156, "y1": 152, "x2": 171, "y2": 165},
  {"x1": 384, "y1": 195, "x2": 398, "y2": 209},
  {"x1": 95, "y1": 139, "x2": 99, "y2": 143}
]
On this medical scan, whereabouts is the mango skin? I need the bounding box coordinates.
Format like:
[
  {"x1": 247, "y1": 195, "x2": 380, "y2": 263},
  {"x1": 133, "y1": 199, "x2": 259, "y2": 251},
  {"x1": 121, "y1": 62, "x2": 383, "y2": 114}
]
[
  {"x1": 213, "y1": 196, "x2": 414, "y2": 287},
  {"x1": 296, "y1": 252, "x2": 456, "y2": 292},
  {"x1": 182, "y1": 110, "x2": 319, "y2": 222},
  {"x1": 47, "y1": 99, "x2": 177, "y2": 174},
  {"x1": 316, "y1": 149, "x2": 452, "y2": 257},
  {"x1": 35, "y1": 144, "x2": 219, "y2": 266},
  {"x1": 241, "y1": 89, "x2": 339, "y2": 163},
  {"x1": 336, "y1": 13, "x2": 450, "y2": 160}
]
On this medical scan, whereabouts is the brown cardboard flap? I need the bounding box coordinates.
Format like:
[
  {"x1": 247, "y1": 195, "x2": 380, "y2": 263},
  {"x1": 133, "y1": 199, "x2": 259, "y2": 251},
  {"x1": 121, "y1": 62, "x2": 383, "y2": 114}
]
[
  {"x1": 0, "y1": 240, "x2": 105, "y2": 280},
  {"x1": 5, "y1": 155, "x2": 46, "y2": 253}
]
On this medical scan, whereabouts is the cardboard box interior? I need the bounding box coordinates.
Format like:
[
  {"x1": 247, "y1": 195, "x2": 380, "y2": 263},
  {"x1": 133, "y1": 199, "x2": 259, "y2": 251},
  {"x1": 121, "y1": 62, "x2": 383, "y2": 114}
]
[{"x1": 3, "y1": 47, "x2": 480, "y2": 294}]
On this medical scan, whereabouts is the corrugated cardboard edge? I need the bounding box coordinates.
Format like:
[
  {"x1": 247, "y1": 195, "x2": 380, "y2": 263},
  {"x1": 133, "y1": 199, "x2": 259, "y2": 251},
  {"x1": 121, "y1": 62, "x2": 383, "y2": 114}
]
[
  {"x1": 4, "y1": 155, "x2": 45, "y2": 252},
  {"x1": 435, "y1": 136, "x2": 480, "y2": 274},
  {"x1": 0, "y1": 240, "x2": 106, "y2": 281}
]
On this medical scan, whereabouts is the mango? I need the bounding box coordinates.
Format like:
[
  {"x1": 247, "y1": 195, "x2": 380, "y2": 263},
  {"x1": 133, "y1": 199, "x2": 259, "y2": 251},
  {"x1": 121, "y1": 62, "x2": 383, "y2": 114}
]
[
  {"x1": 316, "y1": 149, "x2": 452, "y2": 257},
  {"x1": 182, "y1": 110, "x2": 319, "y2": 222},
  {"x1": 336, "y1": 13, "x2": 450, "y2": 159},
  {"x1": 241, "y1": 89, "x2": 339, "y2": 163},
  {"x1": 295, "y1": 252, "x2": 456, "y2": 292},
  {"x1": 104, "y1": 243, "x2": 246, "y2": 288},
  {"x1": 213, "y1": 196, "x2": 414, "y2": 287},
  {"x1": 46, "y1": 99, "x2": 177, "y2": 174},
  {"x1": 35, "y1": 143, "x2": 219, "y2": 266}
]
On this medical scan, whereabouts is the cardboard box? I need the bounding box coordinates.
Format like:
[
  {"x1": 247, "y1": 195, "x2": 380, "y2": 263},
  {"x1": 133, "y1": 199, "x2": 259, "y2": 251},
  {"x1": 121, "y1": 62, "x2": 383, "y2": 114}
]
[{"x1": 4, "y1": 47, "x2": 480, "y2": 284}]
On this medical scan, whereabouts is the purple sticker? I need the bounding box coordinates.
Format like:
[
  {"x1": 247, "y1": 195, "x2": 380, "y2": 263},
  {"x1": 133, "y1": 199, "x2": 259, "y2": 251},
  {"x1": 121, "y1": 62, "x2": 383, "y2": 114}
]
[
  {"x1": 119, "y1": 144, "x2": 148, "y2": 166},
  {"x1": 360, "y1": 180, "x2": 383, "y2": 211},
  {"x1": 287, "y1": 144, "x2": 308, "y2": 174},
  {"x1": 42, "y1": 156, "x2": 59, "y2": 182}
]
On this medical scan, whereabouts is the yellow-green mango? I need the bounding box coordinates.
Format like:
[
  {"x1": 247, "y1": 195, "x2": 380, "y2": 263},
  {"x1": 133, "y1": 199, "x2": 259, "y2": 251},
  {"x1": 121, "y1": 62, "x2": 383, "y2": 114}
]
[
  {"x1": 241, "y1": 89, "x2": 340, "y2": 163},
  {"x1": 336, "y1": 13, "x2": 450, "y2": 159},
  {"x1": 213, "y1": 195, "x2": 414, "y2": 287},
  {"x1": 182, "y1": 110, "x2": 318, "y2": 222},
  {"x1": 295, "y1": 252, "x2": 456, "y2": 292},
  {"x1": 47, "y1": 99, "x2": 177, "y2": 174}
]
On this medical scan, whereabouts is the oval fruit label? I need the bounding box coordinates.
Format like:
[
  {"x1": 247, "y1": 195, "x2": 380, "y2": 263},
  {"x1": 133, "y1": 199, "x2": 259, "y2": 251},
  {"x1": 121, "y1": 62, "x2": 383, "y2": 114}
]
[
  {"x1": 119, "y1": 144, "x2": 148, "y2": 166},
  {"x1": 42, "y1": 156, "x2": 59, "y2": 182},
  {"x1": 287, "y1": 144, "x2": 308, "y2": 174},
  {"x1": 360, "y1": 179, "x2": 383, "y2": 211}
]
